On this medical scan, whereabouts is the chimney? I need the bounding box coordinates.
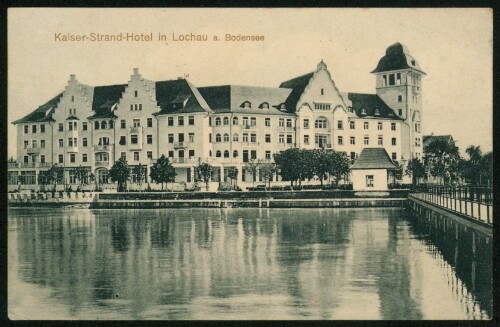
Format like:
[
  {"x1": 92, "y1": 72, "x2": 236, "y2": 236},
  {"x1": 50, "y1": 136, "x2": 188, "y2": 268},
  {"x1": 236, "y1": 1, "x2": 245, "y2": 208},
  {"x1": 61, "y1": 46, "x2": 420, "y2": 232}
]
[
  {"x1": 133, "y1": 68, "x2": 139, "y2": 75},
  {"x1": 70, "y1": 74, "x2": 76, "y2": 81}
]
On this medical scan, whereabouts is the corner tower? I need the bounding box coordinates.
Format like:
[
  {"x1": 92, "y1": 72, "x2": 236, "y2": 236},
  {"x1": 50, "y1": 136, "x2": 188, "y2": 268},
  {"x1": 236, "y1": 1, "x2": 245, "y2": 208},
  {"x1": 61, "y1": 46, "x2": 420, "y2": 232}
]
[{"x1": 372, "y1": 42, "x2": 426, "y2": 162}]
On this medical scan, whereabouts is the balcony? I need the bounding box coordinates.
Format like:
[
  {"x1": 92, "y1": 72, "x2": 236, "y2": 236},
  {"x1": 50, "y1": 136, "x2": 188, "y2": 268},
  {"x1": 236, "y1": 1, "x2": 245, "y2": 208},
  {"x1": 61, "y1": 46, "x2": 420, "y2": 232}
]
[
  {"x1": 243, "y1": 124, "x2": 258, "y2": 130},
  {"x1": 412, "y1": 86, "x2": 420, "y2": 94},
  {"x1": 174, "y1": 141, "x2": 189, "y2": 149},
  {"x1": 93, "y1": 144, "x2": 112, "y2": 152},
  {"x1": 95, "y1": 161, "x2": 110, "y2": 168},
  {"x1": 241, "y1": 141, "x2": 260, "y2": 147},
  {"x1": 130, "y1": 126, "x2": 142, "y2": 134},
  {"x1": 278, "y1": 126, "x2": 295, "y2": 132},
  {"x1": 26, "y1": 147, "x2": 40, "y2": 155},
  {"x1": 172, "y1": 157, "x2": 187, "y2": 164},
  {"x1": 66, "y1": 146, "x2": 79, "y2": 153}
]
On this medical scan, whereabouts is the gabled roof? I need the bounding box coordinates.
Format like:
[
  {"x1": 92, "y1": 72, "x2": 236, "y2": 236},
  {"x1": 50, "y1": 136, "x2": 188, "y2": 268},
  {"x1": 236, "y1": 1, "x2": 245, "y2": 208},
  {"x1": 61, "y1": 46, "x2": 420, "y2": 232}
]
[
  {"x1": 279, "y1": 72, "x2": 314, "y2": 113},
  {"x1": 351, "y1": 148, "x2": 398, "y2": 170},
  {"x1": 90, "y1": 84, "x2": 126, "y2": 119},
  {"x1": 198, "y1": 85, "x2": 293, "y2": 115},
  {"x1": 12, "y1": 93, "x2": 63, "y2": 124},
  {"x1": 155, "y1": 79, "x2": 212, "y2": 115},
  {"x1": 346, "y1": 93, "x2": 402, "y2": 120},
  {"x1": 66, "y1": 115, "x2": 79, "y2": 120},
  {"x1": 371, "y1": 42, "x2": 425, "y2": 74},
  {"x1": 423, "y1": 135, "x2": 454, "y2": 148}
]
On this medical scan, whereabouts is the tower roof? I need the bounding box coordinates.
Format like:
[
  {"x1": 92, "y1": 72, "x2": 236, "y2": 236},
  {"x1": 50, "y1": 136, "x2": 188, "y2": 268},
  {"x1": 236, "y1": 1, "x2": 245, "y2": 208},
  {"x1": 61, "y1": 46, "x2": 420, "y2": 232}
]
[
  {"x1": 351, "y1": 148, "x2": 399, "y2": 170},
  {"x1": 371, "y1": 42, "x2": 425, "y2": 74}
]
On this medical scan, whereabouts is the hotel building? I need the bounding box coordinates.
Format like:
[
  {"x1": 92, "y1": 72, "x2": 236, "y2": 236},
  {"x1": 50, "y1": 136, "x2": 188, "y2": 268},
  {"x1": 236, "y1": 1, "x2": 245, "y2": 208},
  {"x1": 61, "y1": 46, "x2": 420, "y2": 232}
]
[{"x1": 8, "y1": 42, "x2": 425, "y2": 190}]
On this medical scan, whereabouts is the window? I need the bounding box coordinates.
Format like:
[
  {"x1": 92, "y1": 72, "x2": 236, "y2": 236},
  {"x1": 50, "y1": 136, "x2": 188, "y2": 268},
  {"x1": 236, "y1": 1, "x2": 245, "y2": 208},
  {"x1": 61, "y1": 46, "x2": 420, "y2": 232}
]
[
  {"x1": 243, "y1": 150, "x2": 249, "y2": 162},
  {"x1": 378, "y1": 122, "x2": 383, "y2": 130},
  {"x1": 71, "y1": 95, "x2": 74, "y2": 102},
  {"x1": 364, "y1": 122, "x2": 369, "y2": 129},
  {"x1": 350, "y1": 152, "x2": 356, "y2": 160},
  {"x1": 32, "y1": 125, "x2": 37, "y2": 133},
  {"x1": 168, "y1": 117, "x2": 174, "y2": 126},
  {"x1": 23, "y1": 141, "x2": 28, "y2": 148},
  {"x1": 265, "y1": 134, "x2": 271, "y2": 143},
  {"x1": 147, "y1": 118, "x2": 153, "y2": 127},
  {"x1": 233, "y1": 150, "x2": 238, "y2": 158},
  {"x1": 99, "y1": 137, "x2": 109, "y2": 146},
  {"x1": 398, "y1": 109, "x2": 403, "y2": 116},
  {"x1": 304, "y1": 135, "x2": 310, "y2": 144},
  {"x1": 337, "y1": 120, "x2": 343, "y2": 129},
  {"x1": 68, "y1": 138, "x2": 74, "y2": 147},
  {"x1": 250, "y1": 117, "x2": 257, "y2": 126},
  {"x1": 304, "y1": 119, "x2": 309, "y2": 129},
  {"x1": 389, "y1": 74, "x2": 395, "y2": 86},
  {"x1": 391, "y1": 123, "x2": 396, "y2": 131},
  {"x1": 233, "y1": 133, "x2": 239, "y2": 142},
  {"x1": 314, "y1": 103, "x2": 331, "y2": 110},
  {"x1": 109, "y1": 120, "x2": 114, "y2": 129},
  {"x1": 243, "y1": 133, "x2": 248, "y2": 142},
  {"x1": 378, "y1": 136, "x2": 383, "y2": 145},
  {"x1": 392, "y1": 152, "x2": 397, "y2": 160},
  {"x1": 168, "y1": 151, "x2": 174, "y2": 158},
  {"x1": 82, "y1": 138, "x2": 88, "y2": 147},
  {"x1": 168, "y1": 134, "x2": 174, "y2": 143},
  {"x1": 59, "y1": 139, "x2": 63, "y2": 148},
  {"x1": 265, "y1": 118, "x2": 271, "y2": 127},
  {"x1": 224, "y1": 150, "x2": 229, "y2": 158},
  {"x1": 375, "y1": 109, "x2": 380, "y2": 116},
  {"x1": 82, "y1": 122, "x2": 87, "y2": 131},
  {"x1": 120, "y1": 120, "x2": 126, "y2": 129},
  {"x1": 24, "y1": 156, "x2": 28, "y2": 163},
  {"x1": 94, "y1": 121, "x2": 99, "y2": 130},
  {"x1": 209, "y1": 117, "x2": 212, "y2": 126},
  {"x1": 58, "y1": 123, "x2": 64, "y2": 132},
  {"x1": 24, "y1": 125, "x2": 29, "y2": 134},
  {"x1": 40, "y1": 124, "x2": 45, "y2": 133},
  {"x1": 383, "y1": 75, "x2": 387, "y2": 86},
  {"x1": 121, "y1": 152, "x2": 126, "y2": 160},
  {"x1": 41, "y1": 140, "x2": 46, "y2": 148},
  {"x1": 30, "y1": 140, "x2": 37, "y2": 149},
  {"x1": 133, "y1": 119, "x2": 141, "y2": 127},
  {"x1": 101, "y1": 121, "x2": 107, "y2": 129},
  {"x1": 392, "y1": 138, "x2": 397, "y2": 146},
  {"x1": 147, "y1": 135, "x2": 153, "y2": 144},
  {"x1": 315, "y1": 118, "x2": 327, "y2": 129},
  {"x1": 58, "y1": 154, "x2": 64, "y2": 164},
  {"x1": 224, "y1": 133, "x2": 230, "y2": 142},
  {"x1": 134, "y1": 152, "x2": 139, "y2": 161},
  {"x1": 216, "y1": 134, "x2": 221, "y2": 142},
  {"x1": 134, "y1": 90, "x2": 138, "y2": 97},
  {"x1": 286, "y1": 135, "x2": 293, "y2": 144},
  {"x1": 321, "y1": 88, "x2": 324, "y2": 95},
  {"x1": 40, "y1": 155, "x2": 45, "y2": 163},
  {"x1": 364, "y1": 136, "x2": 369, "y2": 145},
  {"x1": 398, "y1": 95, "x2": 402, "y2": 102},
  {"x1": 130, "y1": 104, "x2": 133, "y2": 111},
  {"x1": 265, "y1": 151, "x2": 271, "y2": 160},
  {"x1": 178, "y1": 133, "x2": 184, "y2": 143},
  {"x1": 216, "y1": 150, "x2": 221, "y2": 157},
  {"x1": 279, "y1": 118, "x2": 284, "y2": 127},
  {"x1": 189, "y1": 133, "x2": 194, "y2": 142},
  {"x1": 286, "y1": 119, "x2": 292, "y2": 128},
  {"x1": 82, "y1": 153, "x2": 88, "y2": 163},
  {"x1": 233, "y1": 117, "x2": 239, "y2": 125},
  {"x1": 251, "y1": 150, "x2": 257, "y2": 160},
  {"x1": 243, "y1": 101, "x2": 251, "y2": 109},
  {"x1": 223, "y1": 117, "x2": 229, "y2": 125},
  {"x1": 147, "y1": 151, "x2": 153, "y2": 159},
  {"x1": 209, "y1": 134, "x2": 212, "y2": 143},
  {"x1": 338, "y1": 136, "x2": 343, "y2": 145},
  {"x1": 215, "y1": 117, "x2": 221, "y2": 126},
  {"x1": 188, "y1": 116, "x2": 194, "y2": 125},
  {"x1": 250, "y1": 134, "x2": 257, "y2": 143},
  {"x1": 261, "y1": 102, "x2": 269, "y2": 109},
  {"x1": 131, "y1": 135, "x2": 138, "y2": 144},
  {"x1": 188, "y1": 150, "x2": 195, "y2": 158},
  {"x1": 350, "y1": 137, "x2": 355, "y2": 145},
  {"x1": 366, "y1": 175, "x2": 374, "y2": 187},
  {"x1": 279, "y1": 135, "x2": 284, "y2": 143},
  {"x1": 350, "y1": 121, "x2": 355, "y2": 129},
  {"x1": 119, "y1": 136, "x2": 126, "y2": 145},
  {"x1": 70, "y1": 153, "x2": 76, "y2": 163}
]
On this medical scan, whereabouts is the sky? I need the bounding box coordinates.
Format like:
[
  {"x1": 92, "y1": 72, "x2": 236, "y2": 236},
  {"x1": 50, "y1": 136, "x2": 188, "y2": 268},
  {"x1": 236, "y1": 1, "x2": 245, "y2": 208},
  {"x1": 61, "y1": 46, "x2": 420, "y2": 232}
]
[{"x1": 7, "y1": 8, "x2": 492, "y2": 158}]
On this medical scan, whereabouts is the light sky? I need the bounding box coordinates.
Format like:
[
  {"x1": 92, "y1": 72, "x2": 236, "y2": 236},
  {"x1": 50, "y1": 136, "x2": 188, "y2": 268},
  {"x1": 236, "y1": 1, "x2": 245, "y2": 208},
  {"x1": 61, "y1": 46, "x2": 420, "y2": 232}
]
[{"x1": 8, "y1": 8, "x2": 492, "y2": 158}]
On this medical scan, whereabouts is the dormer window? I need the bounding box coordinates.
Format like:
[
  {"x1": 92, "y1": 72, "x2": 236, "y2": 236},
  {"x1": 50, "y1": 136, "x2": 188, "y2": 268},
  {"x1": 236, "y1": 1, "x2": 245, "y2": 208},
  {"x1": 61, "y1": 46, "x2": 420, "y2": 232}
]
[
  {"x1": 348, "y1": 106, "x2": 353, "y2": 113},
  {"x1": 375, "y1": 108, "x2": 380, "y2": 116},
  {"x1": 259, "y1": 102, "x2": 269, "y2": 109},
  {"x1": 242, "y1": 101, "x2": 251, "y2": 109},
  {"x1": 280, "y1": 104, "x2": 286, "y2": 111},
  {"x1": 361, "y1": 108, "x2": 367, "y2": 115}
]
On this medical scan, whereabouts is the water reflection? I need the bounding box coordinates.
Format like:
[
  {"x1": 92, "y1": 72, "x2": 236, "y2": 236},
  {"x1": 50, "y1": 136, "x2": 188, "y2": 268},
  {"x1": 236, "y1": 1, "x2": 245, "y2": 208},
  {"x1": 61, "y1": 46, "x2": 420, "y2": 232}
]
[{"x1": 8, "y1": 207, "x2": 491, "y2": 320}]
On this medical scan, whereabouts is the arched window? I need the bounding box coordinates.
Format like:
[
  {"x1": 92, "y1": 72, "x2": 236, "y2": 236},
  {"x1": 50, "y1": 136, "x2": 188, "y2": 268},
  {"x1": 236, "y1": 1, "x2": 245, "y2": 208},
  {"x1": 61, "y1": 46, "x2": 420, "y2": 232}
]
[
  {"x1": 224, "y1": 150, "x2": 229, "y2": 158},
  {"x1": 223, "y1": 133, "x2": 229, "y2": 142},
  {"x1": 233, "y1": 133, "x2": 239, "y2": 142},
  {"x1": 260, "y1": 102, "x2": 269, "y2": 109},
  {"x1": 315, "y1": 117, "x2": 328, "y2": 129},
  {"x1": 242, "y1": 101, "x2": 251, "y2": 108},
  {"x1": 216, "y1": 150, "x2": 221, "y2": 157},
  {"x1": 216, "y1": 134, "x2": 221, "y2": 142},
  {"x1": 215, "y1": 117, "x2": 221, "y2": 126},
  {"x1": 223, "y1": 117, "x2": 229, "y2": 125},
  {"x1": 109, "y1": 120, "x2": 114, "y2": 128},
  {"x1": 233, "y1": 150, "x2": 238, "y2": 158},
  {"x1": 101, "y1": 121, "x2": 107, "y2": 129},
  {"x1": 232, "y1": 117, "x2": 239, "y2": 125},
  {"x1": 94, "y1": 121, "x2": 99, "y2": 130}
]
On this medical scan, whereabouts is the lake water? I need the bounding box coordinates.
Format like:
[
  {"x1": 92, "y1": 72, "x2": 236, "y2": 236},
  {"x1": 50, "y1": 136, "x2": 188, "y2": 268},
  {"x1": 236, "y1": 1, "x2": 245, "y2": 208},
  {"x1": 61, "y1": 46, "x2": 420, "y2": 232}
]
[{"x1": 8, "y1": 207, "x2": 491, "y2": 320}]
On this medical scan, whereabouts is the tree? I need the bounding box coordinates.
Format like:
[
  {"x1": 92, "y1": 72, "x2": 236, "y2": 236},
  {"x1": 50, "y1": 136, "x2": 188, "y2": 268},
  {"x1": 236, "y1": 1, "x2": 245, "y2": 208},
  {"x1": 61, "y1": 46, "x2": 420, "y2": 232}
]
[
  {"x1": 328, "y1": 151, "x2": 350, "y2": 186},
  {"x1": 464, "y1": 145, "x2": 483, "y2": 185},
  {"x1": 37, "y1": 170, "x2": 50, "y2": 192},
  {"x1": 133, "y1": 164, "x2": 146, "y2": 190},
  {"x1": 89, "y1": 173, "x2": 97, "y2": 191},
  {"x1": 424, "y1": 138, "x2": 460, "y2": 184},
  {"x1": 46, "y1": 164, "x2": 64, "y2": 191},
  {"x1": 8, "y1": 157, "x2": 17, "y2": 163},
  {"x1": 274, "y1": 148, "x2": 310, "y2": 187},
  {"x1": 479, "y1": 152, "x2": 493, "y2": 186},
  {"x1": 196, "y1": 162, "x2": 213, "y2": 191},
  {"x1": 150, "y1": 155, "x2": 176, "y2": 190},
  {"x1": 227, "y1": 167, "x2": 238, "y2": 188},
  {"x1": 258, "y1": 160, "x2": 277, "y2": 188},
  {"x1": 109, "y1": 158, "x2": 131, "y2": 192},
  {"x1": 405, "y1": 158, "x2": 426, "y2": 186},
  {"x1": 310, "y1": 149, "x2": 334, "y2": 186},
  {"x1": 244, "y1": 159, "x2": 259, "y2": 187},
  {"x1": 73, "y1": 165, "x2": 89, "y2": 187}
]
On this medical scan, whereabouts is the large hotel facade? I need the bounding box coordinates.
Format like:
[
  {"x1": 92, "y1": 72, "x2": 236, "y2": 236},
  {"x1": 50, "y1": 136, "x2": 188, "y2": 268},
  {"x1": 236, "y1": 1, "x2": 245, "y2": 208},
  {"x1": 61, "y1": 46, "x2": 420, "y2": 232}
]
[{"x1": 9, "y1": 42, "x2": 425, "y2": 190}]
